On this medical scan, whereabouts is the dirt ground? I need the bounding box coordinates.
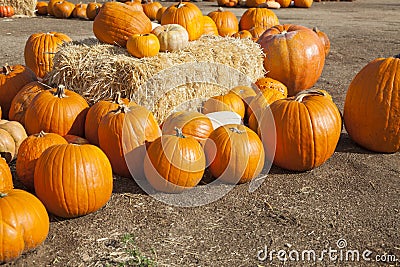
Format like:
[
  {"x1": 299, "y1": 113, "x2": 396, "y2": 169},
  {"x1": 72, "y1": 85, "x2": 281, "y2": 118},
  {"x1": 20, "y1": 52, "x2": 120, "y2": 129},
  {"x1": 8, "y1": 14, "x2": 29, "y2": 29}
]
[{"x1": 1, "y1": 0, "x2": 399, "y2": 266}]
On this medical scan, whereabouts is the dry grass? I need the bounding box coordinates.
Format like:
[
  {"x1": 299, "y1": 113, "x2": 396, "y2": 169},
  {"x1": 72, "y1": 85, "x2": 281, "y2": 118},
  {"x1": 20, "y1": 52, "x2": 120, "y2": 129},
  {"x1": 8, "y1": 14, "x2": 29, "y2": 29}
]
[
  {"x1": 3, "y1": 0, "x2": 37, "y2": 16},
  {"x1": 46, "y1": 35, "x2": 265, "y2": 122}
]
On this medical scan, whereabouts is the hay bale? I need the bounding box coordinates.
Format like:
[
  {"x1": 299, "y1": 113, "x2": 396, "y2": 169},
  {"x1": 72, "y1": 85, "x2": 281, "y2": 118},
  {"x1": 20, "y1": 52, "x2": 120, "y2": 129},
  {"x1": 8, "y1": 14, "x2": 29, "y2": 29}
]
[
  {"x1": 46, "y1": 35, "x2": 265, "y2": 122},
  {"x1": 4, "y1": 0, "x2": 37, "y2": 16}
]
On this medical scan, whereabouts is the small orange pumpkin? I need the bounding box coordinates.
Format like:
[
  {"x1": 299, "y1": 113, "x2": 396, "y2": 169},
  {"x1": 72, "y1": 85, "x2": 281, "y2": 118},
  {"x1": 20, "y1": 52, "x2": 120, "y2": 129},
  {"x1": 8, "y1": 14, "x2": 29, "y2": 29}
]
[
  {"x1": 207, "y1": 7, "x2": 239, "y2": 37},
  {"x1": 144, "y1": 128, "x2": 206, "y2": 193},
  {"x1": 52, "y1": 1, "x2": 75, "y2": 18},
  {"x1": 202, "y1": 15, "x2": 219, "y2": 36},
  {"x1": 232, "y1": 30, "x2": 253, "y2": 39},
  {"x1": 72, "y1": 3, "x2": 88, "y2": 19},
  {"x1": 36, "y1": 2, "x2": 48, "y2": 15},
  {"x1": 0, "y1": 157, "x2": 13, "y2": 191},
  {"x1": 16, "y1": 131, "x2": 68, "y2": 190},
  {"x1": 204, "y1": 124, "x2": 265, "y2": 184},
  {"x1": 127, "y1": 33, "x2": 160, "y2": 58},
  {"x1": 0, "y1": 5, "x2": 15, "y2": 17},
  {"x1": 202, "y1": 93, "x2": 246, "y2": 119},
  {"x1": 0, "y1": 189, "x2": 49, "y2": 263},
  {"x1": 86, "y1": 1, "x2": 102, "y2": 20},
  {"x1": 156, "y1": 6, "x2": 167, "y2": 22},
  {"x1": 142, "y1": 0, "x2": 162, "y2": 21},
  {"x1": 239, "y1": 8, "x2": 279, "y2": 31},
  {"x1": 294, "y1": 0, "x2": 313, "y2": 8},
  {"x1": 217, "y1": 0, "x2": 239, "y2": 7}
]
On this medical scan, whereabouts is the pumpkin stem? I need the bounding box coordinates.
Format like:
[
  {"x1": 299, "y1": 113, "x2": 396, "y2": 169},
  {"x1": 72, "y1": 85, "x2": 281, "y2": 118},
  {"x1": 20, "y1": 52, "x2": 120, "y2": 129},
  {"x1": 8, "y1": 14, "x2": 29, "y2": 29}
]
[
  {"x1": 229, "y1": 127, "x2": 244, "y2": 134},
  {"x1": 37, "y1": 131, "x2": 47, "y2": 137},
  {"x1": 217, "y1": 7, "x2": 224, "y2": 12},
  {"x1": 116, "y1": 104, "x2": 130, "y2": 114},
  {"x1": 54, "y1": 85, "x2": 67, "y2": 98},
  {"x1": 0, "y1": 192, "x2": 7, "y2": 198},
  {"x1": 2, "y1": 64, "x2": 12, "y2": 75},
  {"x1": 294, "y1": 89, "x2": 326, "y2": 102},
  {"x1": 174, "y1": 127, "x2": 185, "y2": 138},
  {"x1": 177, "y1": 0, "x2": 184, "y2": 8},
  {"x1": 112, "y1": 92, "x2": 122, "y2": 104},
  {"x1": 312, "y1": 26, "x2": 319, "y2": 32}
]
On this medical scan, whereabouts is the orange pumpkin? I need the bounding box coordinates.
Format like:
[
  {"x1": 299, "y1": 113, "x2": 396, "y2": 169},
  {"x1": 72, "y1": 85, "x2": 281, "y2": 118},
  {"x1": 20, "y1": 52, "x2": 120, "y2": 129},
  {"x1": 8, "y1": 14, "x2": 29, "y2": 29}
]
[
  {"x1": 127, "y1": 33, "x2": 160, "y2": 58},
  {"x1": 86, "y1": 1, "x2": 102, "y2": 20},
  {"x1": 202, "y1": 16, "x2": 219, "y2": 36},
  {"x1": 229, "y1": 85, "x2": 258, "y2": 107},
  {"x1": 125, "y1": 1, "x2": 144, "y2": 12},
  {"x1": 144, "y1": 128, "x2": 206, "y2": 193},
  {"x1": 207, "y1": 8, "x2": 239, "y2": 37},
  {"x1": 344, "y1": 56, "x2": 400, "y2": 153},
  {"x1": 246, "y1": 0, "x2": 266, "y2": 7},
  {"x1": 0, "y1": 189, "x2": 49, "y2": 263},
  {"x1": 24, "y1": 32, "x2": 72, "y2": 78},
  {"x1": 0, "y1": 5, "x2": 14, "y2": 17},
  {"x1": 294, "y1": 0, "x2": 313, "y2": 7},
  {"x1": 72, "y1": 3, "x2": 88, "y2": 19},
  {"x1": 257, "y1": 24, "x2": 325, "y2": 96},
  {"x1": 16, "y1": 131, "x2": 68, "y2": 190},
  {"x1": 259, "y1": 89, "x2": 342, "y2": 171},
  {"x1": 52, "y1": 0, "x2": 75, "y2": 18},
  {"x1": 162, "y1": 111, "x2": 214, "y2": 143},
  {"x1": 275, "y1": 0, "x2": 291, "y2": 7},
  {"x1": 0, "y1": 64, "x2": 37, "y2": 120},
  {"x1": 93, "y1": 2, "x2": 152, "y2": 47},
  {"x1": 142, "y1": 0, "x2": 162, "y2": 21},
  {"x1": 232, "y1": 30, "x2": 253, "y2": 39},
  {"x1": 85, "y1": 92, "x2": 130, "y2": 146},
  {"x1": 8, "y1": 81, "x2": 47, "y2": 126},
  {"x1": 249, "y1": 26, "x2": 266, "y2": 41},
  {"x1": 239, "y1": 8, "x2": 279, "y2": 31},
  {"x1": 24, "y1": 85, "x2": 89, "y2": 137},
  {"x1": 98, "y1": 105, "x2": 161, "y2": 178},
  {"x1": 34, "y1": 144, "x2": 113, "y2": 218},
  {"x1": 202, "y1": 93, "x2": 246, "y2": 119},
  {"x1": 36, "y1": 2, "x2": 48, "y2": 16},
  {"x1": 217, "y1": 0, "x2": 239, "y2": 7},
  {"x1": 204, "y1": 124, "x2": 264, "y2": 184},
  {"x1": 161, "y1": 0, "x2": 204, "y2": 41},
  {"x1": 255, "y1": 77, "x2": 288, "y2": 95},
  {"x1": 0, "y1": 157, "x2": 13, "y2": 191},
  {"x1": 156, "y1": 6, "x2": 167, "y2": 22},
  {"x1": 313, "y1": 27, "x2": 330, "y2": 57},
  {"x1": 47, "y1": 0, "x2": 61, "y2": 16}
]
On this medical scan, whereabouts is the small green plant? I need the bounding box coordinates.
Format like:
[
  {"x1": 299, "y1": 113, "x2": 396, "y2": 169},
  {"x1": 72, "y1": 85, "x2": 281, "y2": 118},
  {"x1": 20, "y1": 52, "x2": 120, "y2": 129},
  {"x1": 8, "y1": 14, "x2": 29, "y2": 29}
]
[{"x1": 118, "y1": 233, "x2": 157, "y2": 267}]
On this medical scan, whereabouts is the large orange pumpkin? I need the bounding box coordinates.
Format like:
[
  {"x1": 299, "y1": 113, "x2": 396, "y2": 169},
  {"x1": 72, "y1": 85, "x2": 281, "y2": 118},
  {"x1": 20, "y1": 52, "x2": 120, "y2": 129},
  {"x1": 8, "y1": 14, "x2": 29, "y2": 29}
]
[
  {"x1": 34, "y1": 144, "x2": 113, "y2": 218},
  {"x1": 0, "y1": 189, "x2": 49, "y2": 263},
  {"x1": 259, "y1": 89, "x2": 342, "y2": 171},
  {"x1": 344, "y1": 56, "x2": 399, "y2": 153},
  {"x1": 93, "y1": 2, "x2": 152, "y2": 47},
  {"x1": 24, "y1": 85, "x2": 89, "y2": 137},
  {"x1": 16, "y1": 131, "x2": 68, "y2": 191},
  {"x1": 144, "y1": 128, "x2": 206, "y2": 193},
  {"x1": 257, "y1": 24, "x2": 326, "y2": 96},
  {"x1": 8, "y1": 81, "x2": 47, "y2": 125},
  {"x1": 161, "y1": 0, "x2": 204, "y2": 41},
  {"x1": 0, "y1": 157, "x2": 13, "y2": 191},
  {"x1": 207, "y1": 8, "x2": 239, "y2": 37},
  {"x1": 0, "y1": 64, "x2": 37, "y2": 120},
  {"x1": 85, "y1": 92, "x2": 130, "y2": 146},
  {"x1": 98, "y1": 105, "x2": 161, "y2": 178},
  {"x1": 204, "y1": 124, "x2": 265, "y2": 184},
  {"x1": 24, "y1": 32, "x2": 72, "y2": 78},
  {"x1": 162, "y1": 111, "x2": 214, "y2": 143},
  {"x1": 239, "y1": 8, "x2": 279, "y2": 31}
]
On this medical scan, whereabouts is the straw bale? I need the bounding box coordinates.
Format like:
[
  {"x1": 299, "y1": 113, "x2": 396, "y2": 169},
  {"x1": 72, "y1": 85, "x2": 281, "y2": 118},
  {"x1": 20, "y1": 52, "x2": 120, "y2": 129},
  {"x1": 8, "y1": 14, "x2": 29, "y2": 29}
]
[
  {"x1": 3, "y1": 0, "x2": 37, "y2": 16},
  {"x1": 46, "y1": 35, "x2": 265, "y2": 122}
]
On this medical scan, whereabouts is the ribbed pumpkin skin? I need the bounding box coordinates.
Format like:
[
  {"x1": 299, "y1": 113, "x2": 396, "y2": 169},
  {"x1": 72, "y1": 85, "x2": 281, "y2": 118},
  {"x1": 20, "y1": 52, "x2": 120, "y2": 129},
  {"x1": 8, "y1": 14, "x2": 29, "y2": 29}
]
[
  {"x1": 0, "y1": 5, "x2": 14, "y2": 17},
  {"x1": 161, "y1": 1, "x2": 204, "y2": 41},
  {"x1": 24, "y1": 86, "x2": 89, "y2": 137},
  {"x1": 24, "y1": 32, "x2": 72, "y2": 78},
  {"x1": 144, "y1": 133, "x2": 206, "y2": 193},
  {"x1": 85, "y1": 94, "x2": 129, "y2": 146},
  {"x1": 47, "y1": 0, "x2": 61, "y2": 16},
  {"x1": 98, "y1": 105, "x2": 161, "y2": 178},
  {"x1": 8, "y1": 81, "x2": 46, "y2": 125},
  {"x1": 239, "y1": 8, "x2": 279, "y2": 31},
  {"x1": 0, "y1": 65, "x2": 37, "y2": 120},
  {"x1": 162, "y1": 111, "x2": 214, "y2": 143},
  {"x1": 202, "y1": 93, "x2": 246, "y2": 119},
  {"x1": 34, "y1": 144, "x2": 113, "y2": 218},
  {"x1": 207, "y1": 8, "x2": 239, "y2": 37},
  {"x1": 344, "y1": 57, "x2": 400, "y2": 153},
  {"x1": 0, "y1": 157, "x2": 13, "y2": 191},
  {"x1": 204, "y1": 124, "x2": 265, "y2": 184},
  {"x1": 260, "y1": 90, "x2": 342, "y2": 171},
  {"x1": 16, "y1": 132, "x2": 67, "y2": 191},
  {"x1": 0, "y1": 189, "x2": 49, "y2": 263},
  {"x1": 257, "y1": 24, "x2": 325, "y2": 96},
  {"x1": 152, "y1": 24, "x2": 189, "y2": 52},
  {"x1": 202, "y1": 16, "x2": 219, "y2": 36},
  {"x1": 93, "y1": 2, "x2": 152, "y2": 47}
]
